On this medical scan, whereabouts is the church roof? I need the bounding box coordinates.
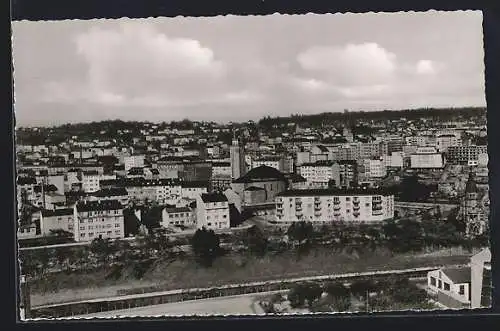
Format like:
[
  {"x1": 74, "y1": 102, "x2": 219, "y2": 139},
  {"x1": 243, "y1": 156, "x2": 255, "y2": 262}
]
[{"x1": 233, "y1": 165, "x2": 286, "y2": 183}]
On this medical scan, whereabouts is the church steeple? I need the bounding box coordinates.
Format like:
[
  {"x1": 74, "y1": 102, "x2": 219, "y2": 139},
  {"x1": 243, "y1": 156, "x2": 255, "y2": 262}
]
[{"x1": 465, "y1": 170, "x2": 478, "y2": 194}]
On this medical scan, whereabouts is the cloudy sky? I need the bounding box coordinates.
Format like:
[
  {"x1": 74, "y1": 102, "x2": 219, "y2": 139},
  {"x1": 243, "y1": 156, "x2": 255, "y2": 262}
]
[{"x1": 12, "y1": 11, "x2": 485, "y2": 127}]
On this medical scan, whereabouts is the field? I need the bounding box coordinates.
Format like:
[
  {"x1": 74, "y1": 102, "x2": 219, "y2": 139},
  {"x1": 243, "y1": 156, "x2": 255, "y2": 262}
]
[
  {"x1": 72, "y1": 293, "x2": 267, "y2": 318},
  {"x1": 29, "y1": 247, "x2": 471, "y2": 307}
]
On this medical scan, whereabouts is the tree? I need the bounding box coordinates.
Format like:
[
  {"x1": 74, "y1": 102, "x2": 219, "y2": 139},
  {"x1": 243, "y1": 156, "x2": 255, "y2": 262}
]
[
  {"x1": 90, "y1": 237, "x2": 116, "y2": 265},
  {"x1": 191, "y1": 228, "x2": 221, "y2": 267},
  {"x1": 288, "y1": 283, "x2": 322, "y2": 308},
  {"x1": 243, "y1": 225, "x2": 268, "y2": 257},
  {"x1": 287, "y1": 221, "x2": 314, "y2": 250}
]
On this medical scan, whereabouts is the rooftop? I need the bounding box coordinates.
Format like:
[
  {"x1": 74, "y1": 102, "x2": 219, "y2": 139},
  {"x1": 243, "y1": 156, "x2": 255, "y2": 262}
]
[
  {"x1": 164, "y1": 207, "x2": 192, "y2": 213},
  {"x1": 92, "y1": 187, "x2": 129, "y2": 197},
  {"x1": 277, "y1": 187, "x2": 395, "y2": 197},
  {"x1": 76, "y1": 200, "x2": 123, "y2": 212},
  {"x1": 201, "y1": 192, "x2": 228, "y2": 203},
  {"x1": 233, "y1": 165, "x2": 287, "y2": 184},
  {"x1": 441, "y1": 267, "x2": 471, "y2": 284},
  {"x1": 41, "y1": 208, "x2": 73, "y2": 217}
]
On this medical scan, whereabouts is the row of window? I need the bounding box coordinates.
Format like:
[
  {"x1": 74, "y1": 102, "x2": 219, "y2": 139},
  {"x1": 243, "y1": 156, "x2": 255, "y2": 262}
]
[
  {"x1": 80, "y1": 230, "x2": 121, "y2": 238},
  {"x1": 80, "y1": 217, "x2": 122, "y2": 223},
  {"x1": 430, "y1": 276, "x2": 466, "y2": 295},
  {"x1": 168, "y1": 213, "x2": 191, "y2": 218}
]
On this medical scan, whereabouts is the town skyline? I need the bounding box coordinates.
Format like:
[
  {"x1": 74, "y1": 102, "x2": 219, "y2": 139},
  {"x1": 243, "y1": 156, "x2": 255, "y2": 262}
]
[
  {"x1": 16, "y1": 106, "x2": 487, "y2": 129},
  {"x1": 12, "y1": 11, "x2": 485, "y2": 126}
]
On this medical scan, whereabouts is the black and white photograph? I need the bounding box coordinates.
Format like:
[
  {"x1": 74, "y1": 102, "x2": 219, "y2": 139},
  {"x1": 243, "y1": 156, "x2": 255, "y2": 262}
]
[{"x1": 12, "y1": 10, "x2": 491, "y2": 319}]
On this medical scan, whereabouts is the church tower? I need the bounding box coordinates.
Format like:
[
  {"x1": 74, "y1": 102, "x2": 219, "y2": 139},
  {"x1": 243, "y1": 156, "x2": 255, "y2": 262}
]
[
  {"x1": 463, "y1": 170, "x2": 485, "y2": 236},
  {"x1": 230, "y1": 133, "x2": 246, "y2": 180}
]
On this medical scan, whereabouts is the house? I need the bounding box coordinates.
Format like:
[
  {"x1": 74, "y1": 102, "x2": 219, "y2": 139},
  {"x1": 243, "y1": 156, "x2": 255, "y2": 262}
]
[
  {"x1": 427, "y1": 267, "x2": 471, "y2": 308},
  {"x1": 161, "y1": 207, "x2": 195, "y2": 229},
  {"x1": 73, "y1": 200, "x2": 125, "y2": 242},
  {"x1": 195, "y1": 193, "x2": 230, "y2": 230},
  {"x1": 40, "y1": 208, "x2": 74, "y2": 236}
]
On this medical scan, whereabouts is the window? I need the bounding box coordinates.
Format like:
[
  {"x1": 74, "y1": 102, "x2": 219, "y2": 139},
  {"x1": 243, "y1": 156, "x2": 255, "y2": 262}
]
[
  {"x1": 443, "y1": 283, "x2": 450, "y2": 291},
  {"x1": 80, "y1": 226, "x2": 85, "y2": 230},
  {"x1": 115, "y1": 223, "x2": 120, "y2": 228},
  {"x1": 207, "y1": 222, "x2": 212, "y2": 226},
  {"x1": 88, "y1": 226, "x2": 93, "y2": 230},
  {"x1": 346, "y1": 197, "x2": 350, "y2": 201},
  {"x1": 89, "y1": 232, "x2": 94, "y2": 236},
  {"x1": 430, "y1": 277, "x2": 436, "y2": 287},
  {"x1": 223, "y1": 215, "x2": 227, "y2": 218},
  {"x1": 438, "y1": 280, "x2": 442, "y2": 289},
  {"x1": 107, "y1": 231, "x2": 112, "y2": 235},
  {"x1": 81, "y1": 233, "x2": 86, "y2": 237},
  {"x1": 459, "y1": 285, "x2": 465, "y2": 295}
]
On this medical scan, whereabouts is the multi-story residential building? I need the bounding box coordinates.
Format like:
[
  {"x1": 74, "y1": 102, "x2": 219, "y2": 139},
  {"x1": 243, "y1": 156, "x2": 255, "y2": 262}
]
[
  {"x1": 410, "y1": 147, "x2": 445, "y2": 169},
  {"x1": 435, "y1": 133, "x2": 461, "y2": 153},
  {"x1": 40, "y1": 208, "x2": 74, "y2": 235},
  {"x1": 81, "y1": 171, "x2": 101, "y2": 193},
  {"x1": 298, "y1": 161, "x2": 338, "y2": 188},
  {"x1": 331, "y1": 160, "x2": 358, "y2": 188},
  {"x1": 195, "y1": 193, "x2": 231, "y2": 230},
  {"x1": 161, "y1": 207, "x2": 195, "y2": 228},
  {"x1": 73, "y1": 200, "x2": 124, "y2": 242},
  {"x1": 447, "y1": 145, "x2": 488, "y2": 165},
  {"x1": 251, "y1": 156, "x2": 285, "y2": 172},
  {"x1": 211, "y1": 161, "x2": 232, "y2": 178},
  {"x1": 179, "y1": 161, "x2": 213, "y2": 182},
  {"x1": 181, "y1": 181, "x2": 209, "y2": 200},
  {"x1": 119, "y1": 178, "x2": 182, "y2": 205},
  {"x1": 230, "y1": 138, "x2": 246, "y2": 180},
  {"x1": 124, "y1": 155, "x2": 145, "y2": 172},
  {"x1": 17, "y1": 176, "x2": 37, "y2": 208},
  {"x1": 231, "y1": 165, "x2": 288, "y2": 205},
  {"x1": 361, "y1": 157, "x2": 387, "y2": 179},
  {"x1": 275, "y1": 188, "x2": 394, "y2": 226}
]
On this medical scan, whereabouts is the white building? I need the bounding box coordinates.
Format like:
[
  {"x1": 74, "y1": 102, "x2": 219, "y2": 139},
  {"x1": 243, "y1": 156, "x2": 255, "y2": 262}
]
[
  {"x1": 40, "y1": 208, "x2": 74, "y2": 235},
  {"x1": 382, "y1": 152, "x2": 404, "y2": 169},
  {"x1": 195, "y1": 193, "x2": 231, "y2": 230},
  {"x1": 435, "y1": 133, "x2": 461, "y2": 153},
  {"x1": 211, "y1": 161, "x2": 232, "y2": 178},
  {"x1": 73, "y1": 200, "x2": 124, "y2": 242},
  {"x1": 275, "y1": 188, "x2": 394, "y2": 226},
  {"x1": 161, "y1": 207, "x2": 195, "y2": 228},
  {"x1": 427, "y1": 267, "x2": 471, "y2": 308},
  {"x1": 298, "y1": 161, "x2": 338, "y2": 188},
  {"x1": 251, "y1": 156, "x2": 284, "y2": 172},
  {"x1": 362, "y1": 158, "x2": 387, "y2": 178},
  {"x1": 410, "y1": 147, "x2": 444, "y2": 169},
  {"x1": 124, "y1": 155, "x2": 145, "y2": 172}
]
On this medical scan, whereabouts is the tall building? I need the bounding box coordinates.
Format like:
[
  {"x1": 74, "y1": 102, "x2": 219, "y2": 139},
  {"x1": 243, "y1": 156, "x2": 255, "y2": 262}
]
[
  {"x1": 195, "y1": 193, "x2": 230, "y2": 230},
  {"x1": 462, "y1": 171, "x2": 487, "y2": 237},
  {"x1": 230, "y1": 138, "x2": 246, "y2": 180}
]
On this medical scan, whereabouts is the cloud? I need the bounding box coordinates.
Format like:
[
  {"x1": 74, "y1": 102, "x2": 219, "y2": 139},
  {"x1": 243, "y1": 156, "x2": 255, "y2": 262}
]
[
  {"x1": 416, "y1": 60, "x2": 437, "y2": 75},
  {"x1": 47, "y1": 23, "x2": 227, "y2": 107},
  {"x1": 297, "y1": 43, "x2": 397, "y2": 86}
]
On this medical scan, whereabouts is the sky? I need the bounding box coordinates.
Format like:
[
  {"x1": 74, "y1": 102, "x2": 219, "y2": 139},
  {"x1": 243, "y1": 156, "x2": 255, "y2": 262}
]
[{"x1": 12, "y1": 11, "x2": 486, "y2": 127}]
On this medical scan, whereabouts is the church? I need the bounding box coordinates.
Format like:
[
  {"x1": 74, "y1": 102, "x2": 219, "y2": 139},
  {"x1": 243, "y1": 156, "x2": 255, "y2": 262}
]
[{"x1": 460, "y1": 170, "x2": 488, "y2": 237}]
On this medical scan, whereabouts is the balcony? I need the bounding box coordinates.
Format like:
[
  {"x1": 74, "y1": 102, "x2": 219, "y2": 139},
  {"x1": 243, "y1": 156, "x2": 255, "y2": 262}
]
[
  {"x1": 353, "y1": 205, "x2": 360, "y2": 211},
  {"x1": 295, "y1": 206, "x2": 303, "y2": 212},
  {"x1": 333, "y1": 206, "x2": 341, "y2": 211},
  {"x1": 314, "y1": 211, "x2": 322, "y2": 217}
]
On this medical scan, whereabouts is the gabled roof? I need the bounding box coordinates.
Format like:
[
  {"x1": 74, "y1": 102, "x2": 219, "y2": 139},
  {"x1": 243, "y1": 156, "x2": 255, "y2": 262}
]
[
  {"x1": 164, "y1": 207, "x2": 192, "y2": 214},
  {"x1": 441, "y1": 267, "x2": 471, "y2": 284},
  {"x1": 201, "y1": 192, "x2": 228, "y2": 203},
  {"x1": 277, "y1": 187, "x2": 395, "y2": 197},
  {"x1": 92, "y1": 187, "x2": 128, "y2": 197},
  {"x1": 244, "y1": 186, "x2": 266, "y2": 191}
]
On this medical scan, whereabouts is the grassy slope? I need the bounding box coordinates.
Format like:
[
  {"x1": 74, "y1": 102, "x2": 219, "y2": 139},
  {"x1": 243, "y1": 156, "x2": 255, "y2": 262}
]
[{"x1": 29, "y1": 247, "x2": 470, "y2": 307}]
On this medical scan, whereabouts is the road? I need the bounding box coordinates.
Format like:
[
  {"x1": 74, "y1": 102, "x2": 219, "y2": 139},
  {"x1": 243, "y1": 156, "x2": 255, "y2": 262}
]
[{"x1": 73, "y1": 292, "x2": 269, "y2": 318}]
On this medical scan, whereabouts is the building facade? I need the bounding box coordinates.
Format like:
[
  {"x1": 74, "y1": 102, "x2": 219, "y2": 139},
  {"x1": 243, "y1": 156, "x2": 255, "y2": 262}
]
[
  {"x1": 230, "y1": 139, "x2": 246, "y2": 180},
  {"x1": 73, "y1": 200, "x2": 125, "y2": 242},
  {"x1": 275, "y1": 188, "x2": 394, "y2": 226},
  {"x1": 195, "y1": 193, "x2": 231, "y2": 230}
]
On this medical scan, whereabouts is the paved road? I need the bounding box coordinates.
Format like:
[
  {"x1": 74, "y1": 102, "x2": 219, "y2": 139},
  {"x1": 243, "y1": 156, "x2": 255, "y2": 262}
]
[{"x1": 73, "y1": 292, "x2": 270, "y2": 318}]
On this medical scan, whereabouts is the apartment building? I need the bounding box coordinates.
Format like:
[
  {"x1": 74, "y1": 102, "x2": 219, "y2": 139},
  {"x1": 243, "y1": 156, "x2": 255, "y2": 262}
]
[
  {"x1": 298, "y1": 161, "x2": 338, "y2": 188},
  {"x1": 161, "y1": 207, "x2": 195, "y2": 228},
  {"x1": 181, "y1": 181, "x2": 209, "y2": 200},
  {"x1": 275, "y1": 188, "x2": 394, "y2": 225},
  {"x1": 124, "y1": 155, "x2": 145, "y2": 172},
  {"x1": 195, "y1": 193, "x2": 231, "y2": 230},
  {"x1": 447, "y1": 145, "x2": 488, "y2": 165},
  {"x1": 251, "y1": 156, "x2": 285, "y2": 172},
  {"x1": 410, "y1": 147, "x2": 445, "y2": 169},
  {"x1": 73, "y1": 200, "x2": 124, "y2": 242}
]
